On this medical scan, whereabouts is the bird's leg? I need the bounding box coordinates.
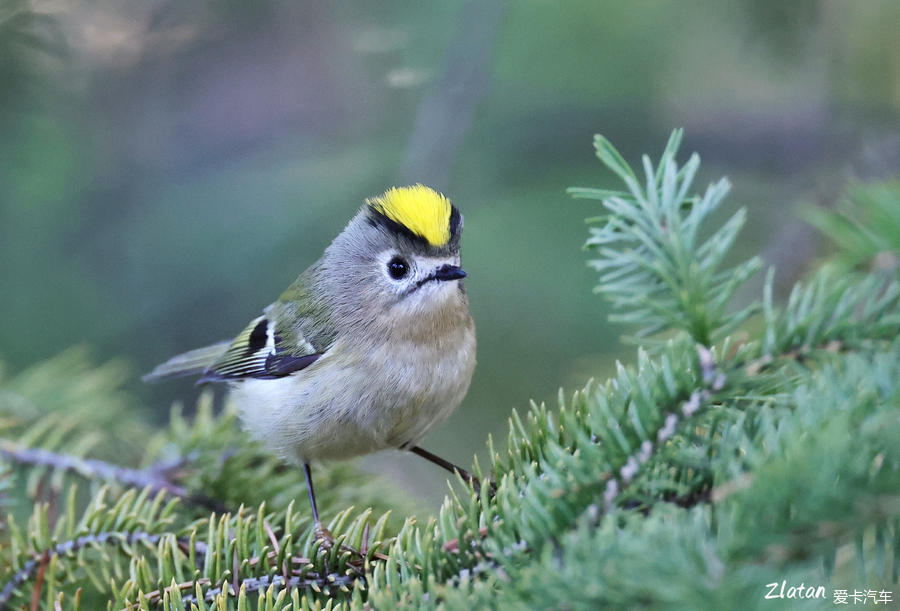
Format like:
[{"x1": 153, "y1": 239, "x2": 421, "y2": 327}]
[
  {"x1": 410, "y1": 446, "x2": 496, "y2": 494},
  {"x1": 303, "y1": 462, "x2": 334, "y2": 548}
]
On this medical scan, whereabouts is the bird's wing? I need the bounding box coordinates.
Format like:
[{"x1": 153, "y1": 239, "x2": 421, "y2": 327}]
[
  {"x1": 143, "y1": 314, "x2": 323, "y2": 384},
  {"x1": 143, "y1": 272, "x2": 332, "y2": 385},
  {"x1": 197, "y1": 315, "x2": 322, "y2": 383},
  {"x1": 141, "y1": 341, "x2": 232, "y2": 382}
]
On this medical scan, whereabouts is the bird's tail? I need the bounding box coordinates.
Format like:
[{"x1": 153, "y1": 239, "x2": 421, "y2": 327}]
[{"x1": 142, "y1": 341, "x2": 231, "y2": 383}]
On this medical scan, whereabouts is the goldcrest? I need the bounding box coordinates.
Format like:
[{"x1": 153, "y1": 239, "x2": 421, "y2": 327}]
[{"x1": 145, "y1": 185, "x2": 477, "y2": 530}]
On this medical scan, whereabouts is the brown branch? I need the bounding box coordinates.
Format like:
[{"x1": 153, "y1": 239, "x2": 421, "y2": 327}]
[
  {"x1": 0, "y1": 441, "x2": 187, "y2": 497},
  {"x1": 0, "y1": 442, "x2": 226, "y2": 513},
  {"x1": 28, "y1": 552, "x2": 48, "y2": 611}
]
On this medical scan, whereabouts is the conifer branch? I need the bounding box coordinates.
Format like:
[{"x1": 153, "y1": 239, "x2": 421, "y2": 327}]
[
  {"x1": 572, "y1": 129, "x2": 761, "y2": 345},
  {"x1": 4, "y1": 131, "x2": 900, "y2": 609},
  {"x1": 178, "y1": 573, "x2": 361, "y2": 610},
  {"x1": 117, "y1": 567, "x2": 364, "y2": 611},
  {"x1": 0, "y1": 531, "x2": 163, "y2": 610},
  {"x1": 0, "y1": 442, "x2": 187, "y2": 498},
  {"x1": 0, "y1": 441, "x2": 226, "y2": 513},
  {"x1": 601, "y1": 344, "x2": 725, "y2": 510}
]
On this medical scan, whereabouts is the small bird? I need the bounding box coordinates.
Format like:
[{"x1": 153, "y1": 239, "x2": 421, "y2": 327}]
[{"x1": 144, "y1": 185, "x2": 477, "y2": 537}]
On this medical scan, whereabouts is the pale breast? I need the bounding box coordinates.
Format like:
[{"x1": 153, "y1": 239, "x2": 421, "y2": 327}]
[{"x1": 230, "y1": 322, "x2": 476, "y2": 464}]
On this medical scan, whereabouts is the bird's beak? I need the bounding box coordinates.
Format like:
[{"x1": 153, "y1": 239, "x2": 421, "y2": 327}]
[{"x1": 432, "y1": 264, "x2": 467, "y2": 282}]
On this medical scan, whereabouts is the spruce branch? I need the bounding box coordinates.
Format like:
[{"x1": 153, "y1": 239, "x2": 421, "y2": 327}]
[
  {"x1": 5, "y1": 131, "x2": 900, "y2": 609},
  {"x1": 802, "y1": 181, "x2": 900, "y2": 270},
  {"x1": 0, "y1": 441, "x2": 187, "y2": 499},
  {"x1": 0, "y1": 441, "x2": 227, "y2": 513},
  {"x1": 0, "y1": 486, "x2": 180, "y2": 610},
  {"x1": 600, "y1": 344, "x2": 726, "y2": 511},
  {"x1": 172, "y1": 572, "x2": 360, "y2": 610},
  {"x1": 571, "y1": 129, "x2": 761, "y2": 345},
  {"x1": 762, "y1": 265, "x2": 900, "y2": 357},
  {"x1": 0, "y1": 531, "x2": 163, "y2": 610},
  {"x1": 120, "y1": 561, "x2": 364, "y2": 611}
]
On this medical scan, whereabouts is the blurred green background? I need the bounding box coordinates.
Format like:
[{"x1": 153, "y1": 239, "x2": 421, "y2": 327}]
[{"x1": 2, "y1": 0, "x2": 899, "y2": 506}]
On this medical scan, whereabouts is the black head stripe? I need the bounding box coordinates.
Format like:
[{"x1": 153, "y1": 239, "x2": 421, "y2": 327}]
[
  {"x1": 366, "y1": 206, "x2": 431, "y2": 247},
  {"x1": 449, "y1": 205, "x2": 462, "y2": 240}
]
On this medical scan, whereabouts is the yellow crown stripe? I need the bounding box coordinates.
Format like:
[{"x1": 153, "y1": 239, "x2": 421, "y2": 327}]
[{"x1": 367, "y1": 185, "x2": 451, "y2": 247}]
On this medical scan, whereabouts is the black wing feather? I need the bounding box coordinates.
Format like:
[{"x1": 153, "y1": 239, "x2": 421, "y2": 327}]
[
  {"x1": 263, "y1": 352, "x2": 321, "y2": 377},
  {"x1": 197, "y1": 316, "x2": 321, "y2": 383}
]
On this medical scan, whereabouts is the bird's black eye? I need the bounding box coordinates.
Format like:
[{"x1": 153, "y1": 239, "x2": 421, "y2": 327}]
[{"x1": 387, "y1": 257, "x2": 409, "y2": 280}]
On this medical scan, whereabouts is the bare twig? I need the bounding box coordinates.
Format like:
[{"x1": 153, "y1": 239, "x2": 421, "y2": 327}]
[
  {"x1": 0, "y1": 442, "x2": 187, "y2": 497},
  {"x1": 29, "y1": 552, "x2": 48, "y2": 611},
  {"x1": 0, "y1": 442, "x2": 227, "y2": 513}
]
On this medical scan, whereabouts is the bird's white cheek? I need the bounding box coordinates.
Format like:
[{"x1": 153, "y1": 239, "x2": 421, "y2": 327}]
[{"x1": 404, "y1": 280, "x2": 463, "y2": 315}]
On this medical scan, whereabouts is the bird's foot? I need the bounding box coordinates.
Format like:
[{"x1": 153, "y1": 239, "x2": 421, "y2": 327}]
[
  {"x1": 313, "y1": 521, "x2": 335, "y2": 550},
  {"x1": 312, "y1": 520, "x2": 366, "y2": 564},
  {"x1": 468, "y1": 473, "x2": 497, "y2": 497}
]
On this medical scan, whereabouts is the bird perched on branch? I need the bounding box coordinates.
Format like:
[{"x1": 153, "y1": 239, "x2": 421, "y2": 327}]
[{"x1": 145, "y1": 185, "x2": 477, "y2": 539}]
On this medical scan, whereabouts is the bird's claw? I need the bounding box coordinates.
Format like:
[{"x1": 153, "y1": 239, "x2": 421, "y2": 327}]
[{"x1": 314, "y1": 521, "x2": 335, "y2": 551}]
